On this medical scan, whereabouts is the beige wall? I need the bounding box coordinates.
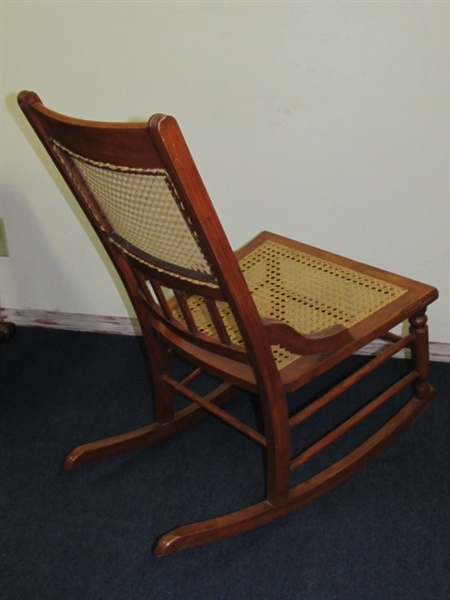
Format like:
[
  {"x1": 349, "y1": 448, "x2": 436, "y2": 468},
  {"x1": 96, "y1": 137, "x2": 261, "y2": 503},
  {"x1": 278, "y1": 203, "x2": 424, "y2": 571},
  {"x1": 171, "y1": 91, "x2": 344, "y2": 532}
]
[{"x1": 1, "y1": 1, "x2": 449, "y2": 342}]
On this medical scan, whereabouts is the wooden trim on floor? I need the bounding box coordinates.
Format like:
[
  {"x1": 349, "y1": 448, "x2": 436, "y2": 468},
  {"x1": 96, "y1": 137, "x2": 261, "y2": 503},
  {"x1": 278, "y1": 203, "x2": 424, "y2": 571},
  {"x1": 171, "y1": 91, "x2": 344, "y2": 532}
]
[
  {"x1": 1, "y1": 307, "x2": 449, "y2": 362},
  {"x1": 0, "y1": 308, "x2": 141, "y2": 336}
]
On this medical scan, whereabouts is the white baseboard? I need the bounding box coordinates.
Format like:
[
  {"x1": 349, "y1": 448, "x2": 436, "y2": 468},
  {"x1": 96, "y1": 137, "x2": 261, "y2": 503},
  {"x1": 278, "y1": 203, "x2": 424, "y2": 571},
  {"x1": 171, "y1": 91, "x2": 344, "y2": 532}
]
[
  {"x1": 1, "y1": 308, "x2": 141, "y2": 336},
  {"x1": 2, "y1": 307, "x2": 449, "y2": 363}
]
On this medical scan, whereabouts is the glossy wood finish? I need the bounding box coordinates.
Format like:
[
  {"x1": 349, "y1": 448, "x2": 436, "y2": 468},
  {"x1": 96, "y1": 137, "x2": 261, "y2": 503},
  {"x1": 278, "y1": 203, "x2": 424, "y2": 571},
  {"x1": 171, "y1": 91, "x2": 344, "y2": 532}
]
[{"x1": 18, "y1": 91, "x2": 438, "y2": 556}]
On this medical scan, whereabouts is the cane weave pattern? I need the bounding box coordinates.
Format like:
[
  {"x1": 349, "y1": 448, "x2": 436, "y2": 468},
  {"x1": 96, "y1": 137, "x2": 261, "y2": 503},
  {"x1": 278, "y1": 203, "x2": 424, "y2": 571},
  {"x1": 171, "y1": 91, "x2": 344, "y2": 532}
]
[
  {"x1": 53, "y1": 142, "x2": 213, "y2": 280},
  {"x1": 174, "y1": 240, "x2": 408, "y2": 368}
]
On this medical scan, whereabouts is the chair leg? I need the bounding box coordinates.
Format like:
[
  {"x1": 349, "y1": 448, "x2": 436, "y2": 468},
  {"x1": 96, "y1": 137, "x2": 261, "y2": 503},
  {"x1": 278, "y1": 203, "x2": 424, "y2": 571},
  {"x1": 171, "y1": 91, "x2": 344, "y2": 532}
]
[
  {"x1": 261, "y1": 394, "x2": 292, "y2": 506},
  {"x1": 409, "y1": 312, "x2": 436, "y2": 402}
]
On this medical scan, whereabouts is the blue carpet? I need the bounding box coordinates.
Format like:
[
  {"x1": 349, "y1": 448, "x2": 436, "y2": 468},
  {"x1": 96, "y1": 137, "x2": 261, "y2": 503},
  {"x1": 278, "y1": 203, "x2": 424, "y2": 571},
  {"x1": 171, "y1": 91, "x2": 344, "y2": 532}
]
[{"x1": 1, "y1": 327, "x2": 449, "y2": 599}]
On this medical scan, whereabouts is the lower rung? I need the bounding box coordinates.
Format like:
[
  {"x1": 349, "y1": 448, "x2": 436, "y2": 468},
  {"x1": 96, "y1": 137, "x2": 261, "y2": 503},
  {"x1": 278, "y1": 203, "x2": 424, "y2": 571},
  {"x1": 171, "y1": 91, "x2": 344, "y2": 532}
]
[
  {"x1": 290, "y1": 371, "x2": 418, "y2": 472},
  {"x1": 163, "y1": 375, "x2": 267, "y2": 447}
]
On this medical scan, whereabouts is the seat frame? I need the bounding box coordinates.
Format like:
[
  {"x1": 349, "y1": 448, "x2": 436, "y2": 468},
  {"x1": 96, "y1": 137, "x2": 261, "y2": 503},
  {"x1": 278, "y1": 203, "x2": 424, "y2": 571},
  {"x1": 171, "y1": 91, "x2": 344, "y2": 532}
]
[{"x1": 18, "y1": 91, "x2": 438, "y2": 556}]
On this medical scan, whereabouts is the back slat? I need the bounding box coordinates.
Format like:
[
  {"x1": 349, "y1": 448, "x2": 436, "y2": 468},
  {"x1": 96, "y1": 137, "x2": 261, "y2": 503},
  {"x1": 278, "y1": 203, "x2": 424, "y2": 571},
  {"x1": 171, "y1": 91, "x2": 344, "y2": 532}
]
[
  {"x1": 151, "y1": 281, "x2": 175, "y2": 323},
  {"x1": 174, "y1": 290, "x2": 199, "y2": 334},
  {"x1": 205, "y1": 299, "x2": 232, "y2": 345}
]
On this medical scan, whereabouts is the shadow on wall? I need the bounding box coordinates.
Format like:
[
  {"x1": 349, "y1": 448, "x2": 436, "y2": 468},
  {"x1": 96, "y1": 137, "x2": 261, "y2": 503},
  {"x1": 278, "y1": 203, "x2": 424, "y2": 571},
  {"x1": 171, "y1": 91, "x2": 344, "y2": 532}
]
[{"x1": 3, "y1": 92, "x2": 135, "y2": 317}]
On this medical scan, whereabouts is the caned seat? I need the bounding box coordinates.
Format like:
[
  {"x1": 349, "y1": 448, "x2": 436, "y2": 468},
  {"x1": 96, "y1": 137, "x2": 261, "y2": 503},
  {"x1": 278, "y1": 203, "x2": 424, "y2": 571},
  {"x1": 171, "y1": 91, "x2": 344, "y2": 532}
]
[{"x1": 18, "y1": 91, "x2": 438, "y2": 556}]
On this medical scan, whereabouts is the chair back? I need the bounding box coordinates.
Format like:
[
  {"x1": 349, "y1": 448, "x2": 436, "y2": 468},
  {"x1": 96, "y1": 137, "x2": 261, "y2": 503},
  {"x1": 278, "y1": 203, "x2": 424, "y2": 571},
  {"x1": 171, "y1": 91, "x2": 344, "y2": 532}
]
[{"x1": 18, "y1": 92, "x2": 277, "y2": 384}]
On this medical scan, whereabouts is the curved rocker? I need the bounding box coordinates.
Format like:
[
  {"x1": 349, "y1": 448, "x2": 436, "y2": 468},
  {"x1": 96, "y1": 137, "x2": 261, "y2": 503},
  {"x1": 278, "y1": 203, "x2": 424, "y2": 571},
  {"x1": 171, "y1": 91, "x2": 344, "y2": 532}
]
[
  {"x1": 154, "y1": 392, "x2": 434, "y2": 556},
  {"x1": 64, "y1": 381, "x2": 238, "y2": 470},
  {"x1": 153, "y1": 387, "x2": 436, "y2": 557},
  {"x1": 18, "y1": 91, "x2": 438, "y2": 556}
]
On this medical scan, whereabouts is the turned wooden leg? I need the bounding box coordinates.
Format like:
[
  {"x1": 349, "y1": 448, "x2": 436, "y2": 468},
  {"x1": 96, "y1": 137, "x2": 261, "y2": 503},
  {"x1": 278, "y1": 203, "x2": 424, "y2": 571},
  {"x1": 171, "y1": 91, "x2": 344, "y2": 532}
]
[{"x1": 409, "y1": 312, "x2": 434, "y2": 401}]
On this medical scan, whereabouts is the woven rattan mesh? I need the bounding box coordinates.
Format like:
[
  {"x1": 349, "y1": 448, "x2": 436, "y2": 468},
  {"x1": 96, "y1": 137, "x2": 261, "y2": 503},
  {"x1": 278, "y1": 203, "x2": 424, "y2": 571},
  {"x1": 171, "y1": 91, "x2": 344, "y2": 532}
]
[
  {"x1": 175, "y1": 240, "x2": 407, "y2": 368},
  {"x1": 54, "y1": 143, "x2": 213, "y2": 278}
]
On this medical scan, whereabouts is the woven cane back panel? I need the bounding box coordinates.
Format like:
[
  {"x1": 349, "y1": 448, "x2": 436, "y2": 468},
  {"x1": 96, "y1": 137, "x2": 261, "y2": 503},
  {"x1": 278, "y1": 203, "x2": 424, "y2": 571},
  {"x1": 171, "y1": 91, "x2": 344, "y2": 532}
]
[
  {"x1": 54, "y1": 143, "x2": 214, "y2": 281},
  {"x1": 175, "y1": 240, "x2": 407, "y2": 368}
]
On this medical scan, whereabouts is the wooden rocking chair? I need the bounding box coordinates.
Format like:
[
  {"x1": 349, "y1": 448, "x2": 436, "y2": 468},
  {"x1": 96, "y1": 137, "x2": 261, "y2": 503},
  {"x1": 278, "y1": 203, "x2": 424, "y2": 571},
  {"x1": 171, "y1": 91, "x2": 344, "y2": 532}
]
[{"x1": 18, "y1": 91, "x2": 438, "y2": 556}]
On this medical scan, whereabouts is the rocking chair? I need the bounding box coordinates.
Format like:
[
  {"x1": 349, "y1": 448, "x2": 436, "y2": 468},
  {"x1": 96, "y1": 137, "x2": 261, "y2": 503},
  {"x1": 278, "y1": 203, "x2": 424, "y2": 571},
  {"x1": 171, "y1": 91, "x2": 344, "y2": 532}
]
[{"x1": 18, "y1": 91, "x2": 438, "y2": 556}]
